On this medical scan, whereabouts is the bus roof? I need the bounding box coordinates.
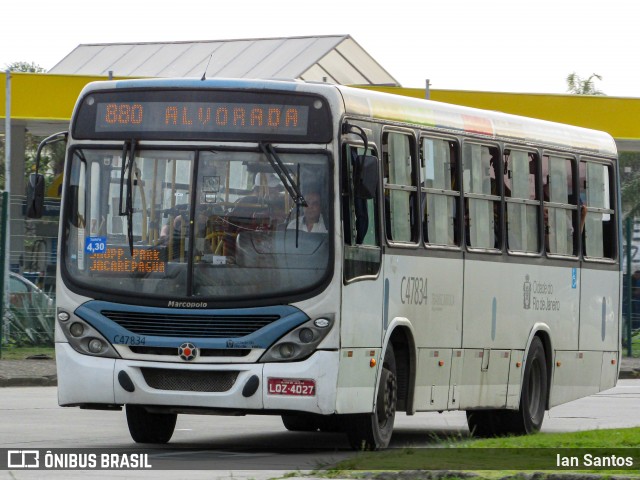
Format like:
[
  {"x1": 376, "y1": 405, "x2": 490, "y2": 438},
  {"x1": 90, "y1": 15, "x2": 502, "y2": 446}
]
[
  {"x1": 336, "y1": 85, "x2": 617, "y2": 157},
  {"x1": 77, "y1": 78, "x2": 617, "y2": 157}
]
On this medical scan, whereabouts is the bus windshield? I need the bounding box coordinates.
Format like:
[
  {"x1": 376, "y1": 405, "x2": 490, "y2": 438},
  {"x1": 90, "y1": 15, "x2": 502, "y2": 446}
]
[{"x1": 62, "y1": 146, "x2": 331, "y2": 304}]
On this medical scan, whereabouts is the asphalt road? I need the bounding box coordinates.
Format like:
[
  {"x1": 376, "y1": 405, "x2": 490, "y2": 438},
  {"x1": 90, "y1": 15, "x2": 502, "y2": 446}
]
[{"x1": 1, "y1": 380, "x2": 639, "y2": 479}]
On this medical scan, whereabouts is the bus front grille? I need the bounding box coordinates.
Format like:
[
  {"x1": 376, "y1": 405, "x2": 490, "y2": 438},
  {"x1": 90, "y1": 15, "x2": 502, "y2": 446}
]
[
  {"x1": 101, "y1": 310, "x2": 279, "y2": 338},
  {"x1": 140, "y1": 368, "x2": 238, "y2": 392}
]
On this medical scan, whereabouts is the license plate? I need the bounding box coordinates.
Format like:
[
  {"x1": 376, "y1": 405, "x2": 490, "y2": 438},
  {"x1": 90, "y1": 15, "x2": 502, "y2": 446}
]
[{"x1": 267, "y1": 378, "x2": 316, "y2": 396}]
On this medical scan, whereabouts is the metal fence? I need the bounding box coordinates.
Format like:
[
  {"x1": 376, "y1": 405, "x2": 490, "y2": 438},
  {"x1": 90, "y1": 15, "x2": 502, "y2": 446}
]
[{"x1": 1, "y1": 193, "x2": 57, "y2": 354}]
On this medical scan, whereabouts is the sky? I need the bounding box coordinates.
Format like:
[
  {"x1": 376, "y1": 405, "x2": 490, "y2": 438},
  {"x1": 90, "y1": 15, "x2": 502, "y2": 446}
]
[{"x1": 2, "y1": 0, "x2": 640, "y2": 97}]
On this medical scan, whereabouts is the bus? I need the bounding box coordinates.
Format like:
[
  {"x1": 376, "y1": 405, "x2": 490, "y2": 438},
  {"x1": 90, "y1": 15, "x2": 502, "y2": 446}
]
[{"x1": 28, "y1": 78, "x2": 621, "y2": 450}]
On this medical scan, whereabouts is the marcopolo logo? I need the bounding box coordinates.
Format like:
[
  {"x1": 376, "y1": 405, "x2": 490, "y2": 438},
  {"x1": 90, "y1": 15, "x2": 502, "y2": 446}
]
[{"x1": 167, "y1": 300, "x2": 207, "y2": 308}]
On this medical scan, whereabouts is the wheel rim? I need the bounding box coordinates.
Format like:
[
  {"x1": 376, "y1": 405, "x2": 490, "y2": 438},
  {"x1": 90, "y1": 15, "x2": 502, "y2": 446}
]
[{"x1": 376, "y1": 368, "x2": 397, "y2": 428}]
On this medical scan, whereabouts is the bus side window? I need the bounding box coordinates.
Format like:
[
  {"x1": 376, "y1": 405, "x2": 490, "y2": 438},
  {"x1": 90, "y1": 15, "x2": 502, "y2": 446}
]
[
  {"x1": 421, "y1": 137, "x2": 459, "y2": 246},
  {"x1": 543, "y1": 155, "x2": 577, "y2": 256},
  {"x1": 504, "y1": 150, "x2": 540, "y2": 253},
  {"x1": 463, "y1": 143, "x2": 501, "y2": 250},
  {"x1": 580, "y1": 159, "x2": 616, "y2": 259},
  {"x1": 383, "y1": 132, "x2": 418, "y2": 243}
]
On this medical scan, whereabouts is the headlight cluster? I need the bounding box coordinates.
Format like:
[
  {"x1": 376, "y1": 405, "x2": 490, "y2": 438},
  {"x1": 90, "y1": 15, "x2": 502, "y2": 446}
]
[
  {"x1": 57, "y1": 309, "x2": 120, "y2": 358},
  {"x1": 259, "y1": 315, "x2": 334, "y2": 362}
]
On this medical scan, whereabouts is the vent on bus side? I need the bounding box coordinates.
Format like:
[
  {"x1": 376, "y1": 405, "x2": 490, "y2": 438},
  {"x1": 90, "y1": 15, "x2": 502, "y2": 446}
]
[{"x1": 101, "y1": 310, "x2": 279, "y2": 338}]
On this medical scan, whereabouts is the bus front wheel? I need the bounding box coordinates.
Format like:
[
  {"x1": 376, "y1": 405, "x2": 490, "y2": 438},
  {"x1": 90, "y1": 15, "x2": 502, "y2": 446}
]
[
  {"x1": 345, "y1": 345, "x2": 397, "y2": 450},
  {"x1": 281, "y1": 414, "x2": 319, "y2": 432},
  {"x1": 126, "y1": 405, "x2": 177, "y2": 444}
]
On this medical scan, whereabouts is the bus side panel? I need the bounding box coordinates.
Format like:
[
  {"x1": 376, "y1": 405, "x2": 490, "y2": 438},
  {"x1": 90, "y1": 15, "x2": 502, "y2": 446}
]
[
  {"x1": 457, "y1": 349, "x2": 511, "y2": 409},
  {"x1": 335, "y1": 348, "x2": 380, "y2": 413},
  {"x1": 383, "y1": 254, "x2": 463, "y2": 348},
  {"x1": 578, "y1": 268, "x2": 619, "y2": 352},
  {"x1": 341, "y1": 278, "x2": 383, "y2": 348},
  {"x1": 337, "y1": 275, "x2": 384, "y2": 413},
  {"x1": 463, "y1": 260, "x2": 579, "y2": 352},
  {"x1": 549, "y1": 350, "x2": 602, "y2": 407},
  {"x1": 382, "y1": 254, "x2": 463, "y2": 410},
  {"x1": 414, "y1": 348, "x2": 453, "y2": 411},
  {"x1": 462, "y1": 260, "x2": 580, "y2": 409}
]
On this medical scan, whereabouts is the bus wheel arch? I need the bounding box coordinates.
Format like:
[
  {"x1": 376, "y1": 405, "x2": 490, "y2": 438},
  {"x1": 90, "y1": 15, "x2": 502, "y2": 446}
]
[{"x1": 345, "y1": 342, "x2": 397, "y2": 449}]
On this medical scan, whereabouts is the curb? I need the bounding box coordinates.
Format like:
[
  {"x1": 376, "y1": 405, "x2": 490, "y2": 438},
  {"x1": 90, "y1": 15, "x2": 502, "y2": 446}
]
[
  {"x1": 618, "y1": 370, "x2": 640, "y2": 380},
  {"x1": 0, "y1": 375, "x2": 57, "y2": 387}
]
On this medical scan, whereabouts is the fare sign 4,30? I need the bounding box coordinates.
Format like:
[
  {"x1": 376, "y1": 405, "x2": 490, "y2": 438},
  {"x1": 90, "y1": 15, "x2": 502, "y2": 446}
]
[{"x1": 267, "y1": 378, "x2": 316, "y2": 396}]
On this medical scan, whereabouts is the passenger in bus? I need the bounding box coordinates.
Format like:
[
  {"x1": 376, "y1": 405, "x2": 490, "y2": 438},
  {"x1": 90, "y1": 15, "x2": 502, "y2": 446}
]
[
  {"x1": 159, "y1": 214, "x2": 188, "y2": 260},
  {"x1": 287, "y1": 191, "x2": 327, "y2": 233}
]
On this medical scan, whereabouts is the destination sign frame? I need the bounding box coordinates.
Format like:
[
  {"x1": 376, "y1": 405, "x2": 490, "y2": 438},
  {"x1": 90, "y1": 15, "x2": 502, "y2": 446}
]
[{"x1": 73, "y1": 89, "x2": 333, "y2": 143}]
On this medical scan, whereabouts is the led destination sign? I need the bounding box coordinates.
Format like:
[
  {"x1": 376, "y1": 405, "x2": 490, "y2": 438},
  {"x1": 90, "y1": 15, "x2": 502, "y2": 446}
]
[
  {"x1": 73, "y1": 90, "x2": 332, "y2": 142},
  {"x1": 95, "y1": 102, "x2": 309, "y2": 135}
]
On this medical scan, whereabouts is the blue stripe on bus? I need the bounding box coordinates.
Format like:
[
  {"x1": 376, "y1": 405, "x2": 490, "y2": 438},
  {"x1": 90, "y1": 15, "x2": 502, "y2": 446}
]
[{"x1": 75, "y1": 301, "x2": 309, "y2": 349}]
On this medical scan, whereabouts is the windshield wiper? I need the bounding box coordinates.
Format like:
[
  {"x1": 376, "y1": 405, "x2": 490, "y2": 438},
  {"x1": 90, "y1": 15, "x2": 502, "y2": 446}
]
[
  {"x1": 259, "y1": 143, "x2": 307, "y2": 246},
  {"x1": 259, "y1": 143, "x2": 307, "y2": 207},
  {"x1": 118, "y1": 140, "x2": 136, "y2": 256}
]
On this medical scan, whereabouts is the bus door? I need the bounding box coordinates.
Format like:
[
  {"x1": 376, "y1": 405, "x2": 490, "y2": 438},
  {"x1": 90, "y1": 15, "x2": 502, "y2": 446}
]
[{"x1": 337, "y1": 142, "x2": 384, "y2": 413}]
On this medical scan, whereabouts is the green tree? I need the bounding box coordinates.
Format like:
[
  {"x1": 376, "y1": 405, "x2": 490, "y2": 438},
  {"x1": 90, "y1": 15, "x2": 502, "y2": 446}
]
[
  {"x1": 566, "y1": 72, "x2": 605, "y2": 95},
  {"x1": 3, "y1": 61, "x2": 46, "y2": 73},
  {"x1": 1, "y1": 62, "x2": 63, "y2": 191}
]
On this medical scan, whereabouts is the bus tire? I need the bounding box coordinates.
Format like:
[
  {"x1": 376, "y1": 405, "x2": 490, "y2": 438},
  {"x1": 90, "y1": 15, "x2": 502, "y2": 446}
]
[
  {"x1": 126, "y1": 405, "x2": 177, "y2": 444},
  {"x1": 467, "y1": 337, "x2": 548, "y2": 437},
  {"x1": 345, "y1": 345, "x2": 397, "y2": 450},
  {"x1": 504, "y1": 336, "x2": 548, "y2": 434},
  {"x1": 281, "y1": 414, "x2": 319, "y2": 432}
]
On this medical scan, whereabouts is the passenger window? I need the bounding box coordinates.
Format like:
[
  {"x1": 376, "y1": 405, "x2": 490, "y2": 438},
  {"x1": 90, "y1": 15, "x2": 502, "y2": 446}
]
[
  {"x1": 383, "y1": 132, "x2": 418, "y2": 243},
  {"x1": 580, "y1": 160, "x2": 615, "y2": 259},
  {"x1": 504, "y1": 150, "x2": 540, "y2": 253},
  {"x1": 421, "y1": 137, "x2": 459, "y2": 246},
  {"x1": 543, "y1": 155, "x2": 577, "y2": 256},
  {"x1": 463, "y1": 143, "x2": 500, "y2": 250}
]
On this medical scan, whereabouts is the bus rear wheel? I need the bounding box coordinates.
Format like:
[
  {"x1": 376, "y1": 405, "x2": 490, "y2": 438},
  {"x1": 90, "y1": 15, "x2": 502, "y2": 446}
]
[
  {"x1": 505, "y1": 336, "x2": 548, "y2": 434},
  {"x1": 126, "y1": 405, "x2": 177, "y2": 444},
  {"x1": 345, "y1": 345, "x2": 397, "y2": 450},
  {"x1": 466, "y1": 337, "x2": 548, "y2": 437}
]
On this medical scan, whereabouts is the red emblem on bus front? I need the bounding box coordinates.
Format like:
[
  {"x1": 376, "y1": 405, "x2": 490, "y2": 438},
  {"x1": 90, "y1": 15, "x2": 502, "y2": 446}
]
[{"x1": 178, "y1": 343, "x2": 197, "y2": 361}]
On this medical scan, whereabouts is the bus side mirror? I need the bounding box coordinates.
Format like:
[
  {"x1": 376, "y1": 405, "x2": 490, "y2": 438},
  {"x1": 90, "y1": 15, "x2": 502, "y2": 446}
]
[
  {"x1": 26, "y1": 173, "x2": 45, "y2": 219},
  {"x1": 354, "y1": 155, "x2": 379, "y2": 199}
]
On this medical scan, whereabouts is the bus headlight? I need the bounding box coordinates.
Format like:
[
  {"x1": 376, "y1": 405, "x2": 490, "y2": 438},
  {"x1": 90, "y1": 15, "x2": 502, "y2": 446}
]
[
  {"x1": 260, "y1": 315, "x2": 334, "y2": 362},
  {"x1": 69, "y1": 322, "x2": 84, "y2": 337},
  {"x1": 58, "y1": 309, "x2": 120, "y2": 359}
]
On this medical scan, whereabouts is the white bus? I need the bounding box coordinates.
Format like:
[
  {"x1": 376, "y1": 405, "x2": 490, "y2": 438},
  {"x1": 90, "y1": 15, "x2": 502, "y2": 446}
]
[{"x1": 30, "y1": 78, "x2": 621, "y2": 450}]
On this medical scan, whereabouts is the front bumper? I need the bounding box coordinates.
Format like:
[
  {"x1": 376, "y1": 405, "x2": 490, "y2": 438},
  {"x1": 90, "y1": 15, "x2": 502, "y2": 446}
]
[{"x1": 56, "y1": 342, "x2": 338, "y2": 415}]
